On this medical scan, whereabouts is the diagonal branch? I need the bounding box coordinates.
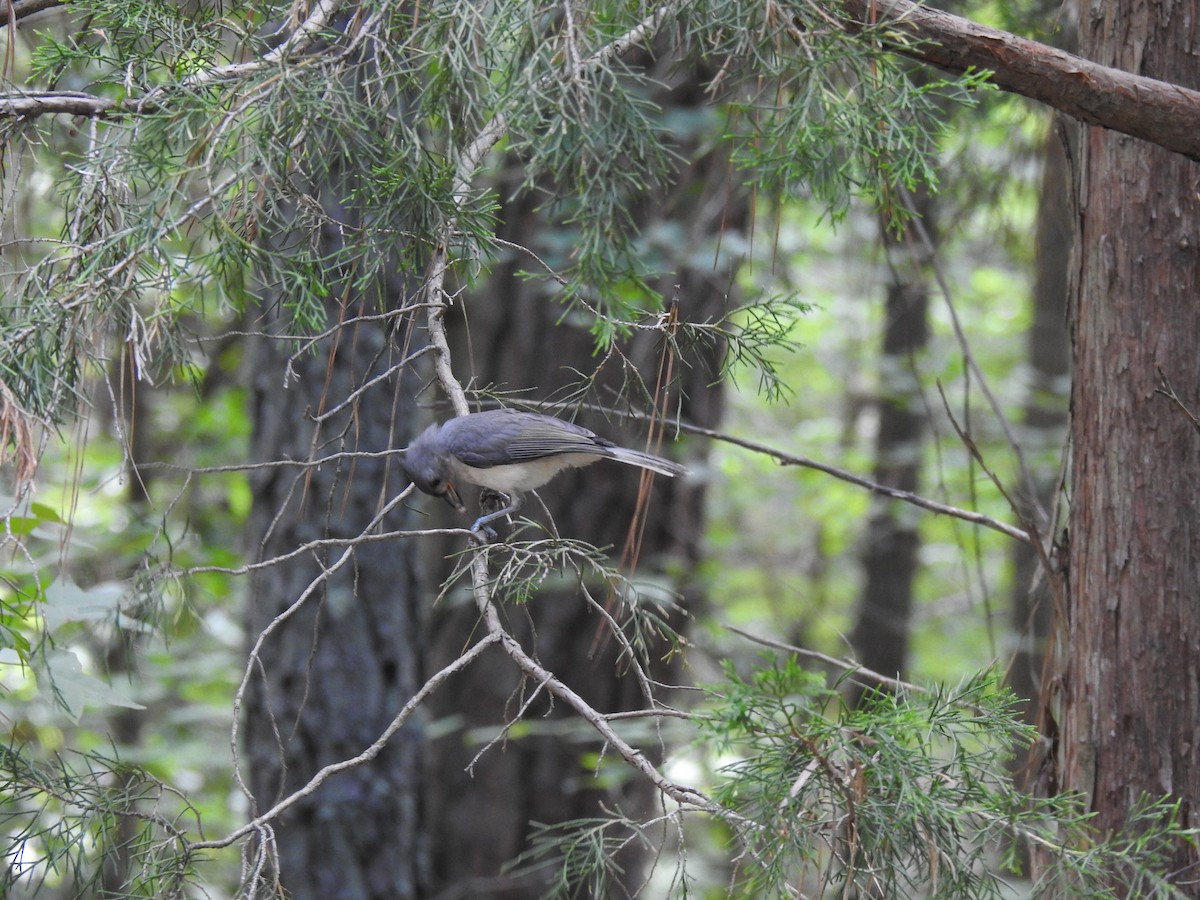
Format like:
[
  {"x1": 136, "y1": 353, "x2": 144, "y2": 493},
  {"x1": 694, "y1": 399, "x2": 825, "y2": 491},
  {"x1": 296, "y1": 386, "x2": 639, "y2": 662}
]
[
  {"x1": 189, "y1": 631, "x2": 502, "y2": 851},
  {"x1": 681, "y1": 421, "x2": 1034, "y2": 544},
  {"x1": 833, "y1": 0, "x2": 1200, "y2": 161},
  {"x1": 467, "y1": 549, "x2": 734, "y2": 820},
  {"x1": 0, "y1": 0, "x2": 62, "y2": 30},
  {"x1": 723, "y1": 623, "x2": 928, "y2": 695}
]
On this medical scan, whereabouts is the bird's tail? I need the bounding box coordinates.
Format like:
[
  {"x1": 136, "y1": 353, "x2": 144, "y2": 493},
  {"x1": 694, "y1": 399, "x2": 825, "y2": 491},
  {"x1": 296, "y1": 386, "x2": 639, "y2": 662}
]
[{"x1": 608, "y1": 447, "x2": 687, "y2": 478}]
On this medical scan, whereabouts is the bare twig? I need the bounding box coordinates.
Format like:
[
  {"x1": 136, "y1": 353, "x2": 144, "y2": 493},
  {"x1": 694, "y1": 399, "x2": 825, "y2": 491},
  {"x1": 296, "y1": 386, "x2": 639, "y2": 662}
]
[
  {"x1": 468, "y1": 549, "x2": 734, "y2": 819},
  {"x1": 681, "y1": 421, "x2": 1034, "y2": 544},
  {"x1": 935, "y1": 382, "x2": 1033, "y2": 539},
  {"x1": 722, "y1": 624, "x2": 928, "y2": 695},
  {"x1": 310, "y1": 345, "x2": 437, "y2": 422},
  {"x1": 1155, "y1": 367, "x2": 1200, "y2": 435},
  {"x1": 227, "y1": 489, "x2": 413, "y2": 802},
  {"x1": 901, "y1": 185, "x2": 1045, "y2": 526},
  {"x1": 191, "y1": 632, "x2": 502, "y2": 851}
]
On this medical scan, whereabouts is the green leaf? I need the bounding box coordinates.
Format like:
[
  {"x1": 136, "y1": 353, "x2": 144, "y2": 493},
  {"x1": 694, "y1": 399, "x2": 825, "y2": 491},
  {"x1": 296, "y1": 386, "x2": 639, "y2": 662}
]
[
  {"x1": 41, "y1": 578, "x2": 127, "y2": 630},
  {"x1": 41, "y1": 650, "x2": 146, "y2": 722},
  {"x1": 29, "y1": 502, "x2": 65, "y2": 524}
]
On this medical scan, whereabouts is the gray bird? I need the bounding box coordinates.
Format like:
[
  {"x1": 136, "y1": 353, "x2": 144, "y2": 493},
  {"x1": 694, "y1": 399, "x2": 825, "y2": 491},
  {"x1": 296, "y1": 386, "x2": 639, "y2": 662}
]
[{"x1": 400, "y1": 409, "x2": 686, "y2": 534}]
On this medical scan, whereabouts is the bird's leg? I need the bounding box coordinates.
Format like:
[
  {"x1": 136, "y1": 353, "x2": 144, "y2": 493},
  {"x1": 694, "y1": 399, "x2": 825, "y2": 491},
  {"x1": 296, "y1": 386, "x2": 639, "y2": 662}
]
[{"x1": 470, "y1": 490, "x2": 522, "y2": 538}]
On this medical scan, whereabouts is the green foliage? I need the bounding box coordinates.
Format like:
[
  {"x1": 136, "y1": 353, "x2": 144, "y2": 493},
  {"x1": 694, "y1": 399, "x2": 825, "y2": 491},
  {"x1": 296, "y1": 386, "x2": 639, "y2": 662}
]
[
  {"x1": 514, "y1": 815, "x2": 685, "y2": 900},
  {"x1": 0, "y1": 365, "x2": 248, "y2": 893},
  {"x1": 28, "y1": 0, "x2": 233, "y2": 83},
  {"x1": 0, "y1": 0, "x2": 996, "y2": 435},
  {"x1": 516, "y1": 657, "x2": 1196, "y2": 898},
  {"x1": 0, "y1": 742, "x2": 199, "y2": 898},
  {"x1": 688, "y1": 0, "x2": 992, "y2": 223},
  {"x1": 701, "y1": 658, "x2": 1022, "y2": 897},
  {"x1": 2, "y1": 0, "x2": 1185, "y2": 897},
  {"x1": 696, "y1": 657, "x2": 1195, "y2": 898},
  {"x1": 675, "y1": 294, "x2": 810, "y2": 402}
]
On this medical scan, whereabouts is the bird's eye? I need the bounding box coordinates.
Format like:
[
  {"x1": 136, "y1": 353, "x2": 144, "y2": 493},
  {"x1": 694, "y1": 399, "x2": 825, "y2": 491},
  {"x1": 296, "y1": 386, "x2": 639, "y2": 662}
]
[{"x1": 429, "y1": 478, "x2": 443, "y2": 491}]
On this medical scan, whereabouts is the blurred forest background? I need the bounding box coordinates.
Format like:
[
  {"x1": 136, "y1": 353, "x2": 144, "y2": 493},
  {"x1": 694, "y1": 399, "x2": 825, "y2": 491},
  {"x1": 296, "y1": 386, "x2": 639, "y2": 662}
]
[{"x1": 1, "y1": 0, "x2": 1197, "y2": 898}]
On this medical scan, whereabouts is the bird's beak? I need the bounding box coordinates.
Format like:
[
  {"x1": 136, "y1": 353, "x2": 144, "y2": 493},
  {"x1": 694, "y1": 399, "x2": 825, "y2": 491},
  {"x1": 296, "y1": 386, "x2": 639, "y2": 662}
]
[{"x1": 443, "y1": 482, "x2": 465, "y2": 512}]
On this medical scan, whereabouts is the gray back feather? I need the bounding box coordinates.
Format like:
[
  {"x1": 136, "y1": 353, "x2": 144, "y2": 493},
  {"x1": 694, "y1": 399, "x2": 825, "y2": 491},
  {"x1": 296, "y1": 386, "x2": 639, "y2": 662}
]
[{"x1": 440, "y1": 410, "x2": 615, "y2": 468}]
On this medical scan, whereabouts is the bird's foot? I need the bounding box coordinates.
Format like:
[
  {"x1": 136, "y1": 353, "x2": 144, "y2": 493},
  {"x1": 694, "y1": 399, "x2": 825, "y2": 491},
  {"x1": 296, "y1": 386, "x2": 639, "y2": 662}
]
[
  {"x1": 469, "y1": 523, "x2": 499, "y2": 542},
  {"x1": 470, "y1": 490, "x2": 516, "y2": 541}
]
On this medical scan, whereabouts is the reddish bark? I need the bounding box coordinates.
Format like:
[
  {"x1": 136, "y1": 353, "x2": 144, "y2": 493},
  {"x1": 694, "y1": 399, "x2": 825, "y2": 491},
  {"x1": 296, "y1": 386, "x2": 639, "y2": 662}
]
[{"x1": 1060, "y1": 0, "x2": 1200, "y2": 887}]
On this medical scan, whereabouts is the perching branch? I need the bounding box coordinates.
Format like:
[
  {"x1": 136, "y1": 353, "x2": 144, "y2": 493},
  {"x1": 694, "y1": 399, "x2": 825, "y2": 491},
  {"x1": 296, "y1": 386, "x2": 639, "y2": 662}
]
[
  {"x1": 0, "y1": 91, "x2": 116, "y2": 117},
  {"x1": 466, "y1": 548, "x2": 734, "y2": 820}
]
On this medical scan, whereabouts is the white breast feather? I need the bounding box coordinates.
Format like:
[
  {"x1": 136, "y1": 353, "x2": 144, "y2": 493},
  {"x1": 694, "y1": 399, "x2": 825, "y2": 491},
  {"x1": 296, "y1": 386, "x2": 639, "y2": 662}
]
[{"x1": 447, "y1": 453, "x2": 601, "y2": 494}]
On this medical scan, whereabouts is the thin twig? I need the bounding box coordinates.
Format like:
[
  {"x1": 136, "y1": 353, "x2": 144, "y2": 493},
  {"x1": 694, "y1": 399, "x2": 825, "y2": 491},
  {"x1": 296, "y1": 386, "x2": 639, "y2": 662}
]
[
  {"x1": 900, "y1": 185, "x2": 1044, "y2": 524},
  {"x1": 722, "y1": 624, "x2": 928, "y2": 694},
  {"x1": 227, "y1": 489, "x2": 413, "y2": 802},
  {"x1": 468, "y1": 549, "x2": 736, "y2": 819},
  {"x1": 190, "y1": 632, "x2": 501, "y2": 851},
  {"x1": 682, "y1": 421, "x2": 1034, "y2": 544},
  {"x1": 1155, "y1": 366, "x2": 1200, "y2": 435}
]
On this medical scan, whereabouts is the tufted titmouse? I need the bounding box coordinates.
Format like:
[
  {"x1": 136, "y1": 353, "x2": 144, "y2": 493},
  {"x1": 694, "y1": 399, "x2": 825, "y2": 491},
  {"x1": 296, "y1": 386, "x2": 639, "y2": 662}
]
[{"x1": 400, "y1": 408, "x2": 686, "y2": 534}]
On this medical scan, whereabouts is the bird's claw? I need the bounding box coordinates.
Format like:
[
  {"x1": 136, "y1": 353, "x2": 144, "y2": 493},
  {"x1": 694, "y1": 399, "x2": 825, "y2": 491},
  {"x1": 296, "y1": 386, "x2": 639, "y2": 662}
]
[
  {"x1": 469, "y1": 519, "x2": 499, "y2": 541},
  {"x1": 468, "y1": 490, "x2": 517, "y2": 542}
]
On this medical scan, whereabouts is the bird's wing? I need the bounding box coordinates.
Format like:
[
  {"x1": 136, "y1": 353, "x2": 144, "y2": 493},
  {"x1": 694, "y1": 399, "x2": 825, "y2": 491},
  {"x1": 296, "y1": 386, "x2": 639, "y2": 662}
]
[{"x1": 443, "y1": 411, "x2": 611, "y2": 468}]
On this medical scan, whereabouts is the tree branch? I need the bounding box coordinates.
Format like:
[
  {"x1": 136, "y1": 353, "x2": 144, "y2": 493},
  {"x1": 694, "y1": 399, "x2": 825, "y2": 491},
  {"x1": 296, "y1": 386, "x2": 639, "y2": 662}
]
[
  {"x1": 681, "y1": 421, "x2": 1034, "y2": 544},
  {"x1": 833, "y1": 0, "x2": 1200, "y2": 161},
  {"x1": 0, "y1": 0, "x2": 63, "y2": 30},
  {"x1": 0, "y1": 91, "x2": 117, "y2": 118},
  {"x1": 723, "y1": 624, "x2": 928, "y2": 694},
  {"x1": 467, "y1": 549, "x2": 735, "y2": 820},
  {"x1": 9, "y1": 0, "x2": 1200, "y2": 166},
  {"x1": 189, "y1": 631, "x2": 503, "y2": 851}
]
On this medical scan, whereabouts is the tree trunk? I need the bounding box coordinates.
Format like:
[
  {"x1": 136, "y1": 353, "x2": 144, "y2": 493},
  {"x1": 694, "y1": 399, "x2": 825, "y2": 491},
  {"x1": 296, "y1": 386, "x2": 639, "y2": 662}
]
[
  {"x1": 422, "y1": 68, "x2": 738, "y2": 899},
  {"x1": 243, "y1": 194, "x2": 427, "y2": 898},
  {"x1": 99, "y1": 347, "x2": 151, "y2": 895},
  {"x1": 849, "y1": 185, "x2": 933, "y2": 698},
  {"x1": 1008, "y1": 122, "x2": 1071, "y2": 736},
  {"x1": 1059, "y1": 0, "x2": 1200, "y2": 887}
]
